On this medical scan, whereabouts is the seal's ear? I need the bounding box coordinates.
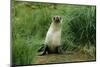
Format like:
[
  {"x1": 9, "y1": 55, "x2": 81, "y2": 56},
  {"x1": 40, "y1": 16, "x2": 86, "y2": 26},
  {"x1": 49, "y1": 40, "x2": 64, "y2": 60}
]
[{"x1": 59, "y1": 16, "x2": 61, "y2": 20}]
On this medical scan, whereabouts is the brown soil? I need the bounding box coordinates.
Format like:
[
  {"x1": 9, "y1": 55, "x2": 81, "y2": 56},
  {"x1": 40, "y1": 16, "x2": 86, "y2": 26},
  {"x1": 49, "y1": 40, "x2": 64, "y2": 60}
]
[{"x1": 35, "y1": 51, "x2": 95, "y2": 64}]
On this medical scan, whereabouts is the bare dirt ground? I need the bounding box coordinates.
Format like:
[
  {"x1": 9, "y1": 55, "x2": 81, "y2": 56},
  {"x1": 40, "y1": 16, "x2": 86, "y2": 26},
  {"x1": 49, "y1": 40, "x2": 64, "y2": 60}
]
[{"x1": 35, "y1": 51, "x2": 95, "y2": 64}]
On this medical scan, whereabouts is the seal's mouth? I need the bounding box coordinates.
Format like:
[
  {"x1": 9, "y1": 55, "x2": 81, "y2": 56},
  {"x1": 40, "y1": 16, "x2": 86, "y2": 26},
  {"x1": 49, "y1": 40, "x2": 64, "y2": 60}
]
[{"x1": 55, "y1": 18, "x2": 60, "y2": 22}]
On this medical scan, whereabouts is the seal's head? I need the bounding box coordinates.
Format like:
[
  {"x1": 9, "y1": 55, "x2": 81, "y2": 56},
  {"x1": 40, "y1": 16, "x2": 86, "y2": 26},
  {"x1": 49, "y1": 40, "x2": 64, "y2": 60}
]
[{"x1": 52, "y1": 16, "x2": 61, "y2": 23}]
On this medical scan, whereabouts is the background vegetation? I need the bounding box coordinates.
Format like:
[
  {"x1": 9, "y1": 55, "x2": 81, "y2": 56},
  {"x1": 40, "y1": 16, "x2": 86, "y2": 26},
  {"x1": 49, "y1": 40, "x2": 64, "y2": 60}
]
[{"x1": 12, "y1": 1, "x2": 96, "y2": 65}]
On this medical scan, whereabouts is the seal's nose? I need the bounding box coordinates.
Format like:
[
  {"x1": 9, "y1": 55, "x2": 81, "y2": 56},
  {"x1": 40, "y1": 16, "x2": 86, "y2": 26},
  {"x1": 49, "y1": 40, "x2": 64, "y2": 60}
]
[
  {"x1": 55, "y1": 16, "x2": 60, "y2": 22},
  {"x1": 56, "y1": 16, "x2": 59, "y2": 20}
]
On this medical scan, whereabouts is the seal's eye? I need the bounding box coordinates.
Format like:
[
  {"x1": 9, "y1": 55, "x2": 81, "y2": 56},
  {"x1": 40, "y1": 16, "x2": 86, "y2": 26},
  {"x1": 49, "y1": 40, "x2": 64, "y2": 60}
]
[{"x1": 53, "y1": 17, "x2": 56, "y2": 20}]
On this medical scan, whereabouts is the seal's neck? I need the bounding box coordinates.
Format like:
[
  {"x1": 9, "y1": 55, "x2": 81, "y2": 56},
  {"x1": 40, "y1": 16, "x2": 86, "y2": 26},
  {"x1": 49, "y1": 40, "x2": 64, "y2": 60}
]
[{"x1": 51, "y1": 22, "x2": 61, "y2": 31}]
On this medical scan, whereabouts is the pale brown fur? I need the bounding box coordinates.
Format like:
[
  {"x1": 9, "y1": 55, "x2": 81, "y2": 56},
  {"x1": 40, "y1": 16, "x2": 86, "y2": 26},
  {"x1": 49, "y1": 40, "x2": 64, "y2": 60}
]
[{"x1": 38, "y1": 16, "x2": 63, "y2": 55}]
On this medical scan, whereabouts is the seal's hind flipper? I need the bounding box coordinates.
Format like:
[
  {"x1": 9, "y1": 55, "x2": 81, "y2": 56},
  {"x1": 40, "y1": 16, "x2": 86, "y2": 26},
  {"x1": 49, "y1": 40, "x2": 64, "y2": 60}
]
[
  {"x1": 38, "y1": 44, "x2": 45, "y2": 52},
  {"x1": 38, "y1": 45, "x2": 48, "y2": 56}
]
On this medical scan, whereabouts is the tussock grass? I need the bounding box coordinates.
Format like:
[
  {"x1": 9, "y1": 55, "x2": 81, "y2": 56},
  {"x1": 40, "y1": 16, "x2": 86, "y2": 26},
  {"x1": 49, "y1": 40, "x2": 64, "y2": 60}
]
[{"x1": 12, "y1": 1, "x2": 96, "y2": 65}]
